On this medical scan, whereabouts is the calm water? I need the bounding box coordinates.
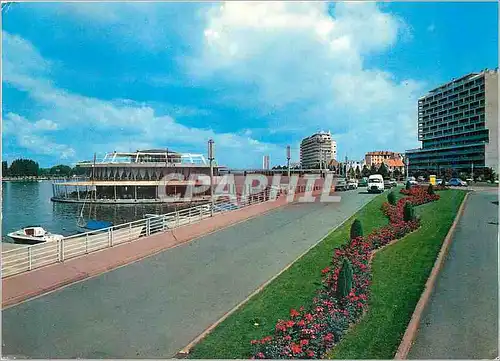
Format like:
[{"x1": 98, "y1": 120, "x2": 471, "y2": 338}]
[{"x1": 1, "y1": 180, "x2": 191, "y2": 242}]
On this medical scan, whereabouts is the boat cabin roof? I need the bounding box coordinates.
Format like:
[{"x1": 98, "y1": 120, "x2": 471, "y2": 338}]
[{"x1": 24, "y1": 227, "x2": 46, "y2": 237}]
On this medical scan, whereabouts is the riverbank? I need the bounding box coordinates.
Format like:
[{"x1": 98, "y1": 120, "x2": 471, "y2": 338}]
[{"x1": 2, "y1": 177, "x2": 79, "y2": 182}]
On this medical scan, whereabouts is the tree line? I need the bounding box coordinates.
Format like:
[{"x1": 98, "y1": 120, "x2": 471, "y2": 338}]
[{"x1": 2, "y1": 159, "x2": 86, "y2": 178}]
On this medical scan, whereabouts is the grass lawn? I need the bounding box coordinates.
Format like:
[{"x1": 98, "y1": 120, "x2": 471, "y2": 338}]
[
  {"x1": 328, "y1": 189, "x2": 466, "y2": 359},
  {"x1": 188, "y1": 190, "x2": 392, "y2": 359}
]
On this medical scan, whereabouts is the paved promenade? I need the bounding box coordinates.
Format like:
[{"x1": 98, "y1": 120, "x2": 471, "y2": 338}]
[
  {"x1": 2, "y1": 190, "x2": 376, "y2": 358},
  {"x1": 408, "y1": 190, "x2": 498, "y2": 359}
]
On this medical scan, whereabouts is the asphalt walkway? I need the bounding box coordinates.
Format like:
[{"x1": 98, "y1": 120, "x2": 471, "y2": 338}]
[
  {"x1": 408, "y1": 190, "x2": 499, "y2": 359},
  {"x1": 2, "y1": 190, "x2": 376, "y2": 358}
]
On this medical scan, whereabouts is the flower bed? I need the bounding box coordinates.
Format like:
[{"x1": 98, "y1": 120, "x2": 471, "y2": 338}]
[{"x1": 251, "y1": 189, "x2": 440, "y2": 359}]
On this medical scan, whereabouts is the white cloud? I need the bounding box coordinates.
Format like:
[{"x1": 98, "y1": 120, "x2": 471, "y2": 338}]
[
  {"x1": 3, "y1": 113, "x2": 75, "y2": 159},
  {"x1": 183, "y1": 2, "x2": 424, "y2": 155},
  {"x1": 2, "y1": 30, "x2": 282, "y2": 167}
]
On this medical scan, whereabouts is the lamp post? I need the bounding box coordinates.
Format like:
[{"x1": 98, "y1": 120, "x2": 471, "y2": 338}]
[
  {"x1": 208, "y1": 139, "x2": 215, "y2": 217},
  {"x1": 286, "y1": 145, "x2": 291, "y2": 180}
]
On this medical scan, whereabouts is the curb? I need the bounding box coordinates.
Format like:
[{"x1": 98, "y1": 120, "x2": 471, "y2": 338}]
[
  {"x1": 393, "y1": 191, "x2": 470, "y2": 360},
  {"x1": 2, "y1": 199, "x2": 289, "y2": 310},
  {"x1": 175, "y1": 197, "x2": 375, "y2": 358}
]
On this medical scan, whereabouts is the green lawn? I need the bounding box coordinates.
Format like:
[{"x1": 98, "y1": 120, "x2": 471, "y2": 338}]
[
  {"x1": 188, "y1": 191, "x2": 391, "y2": 359},
  {"x1": 328, "y1": 189, "x2": 466, "y2": 359},
  {"x1": 188, "y1": 189, "x2": 465, "y2": 359}
]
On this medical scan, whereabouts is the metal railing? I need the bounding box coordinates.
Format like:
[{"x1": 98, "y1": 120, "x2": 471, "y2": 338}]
[{"x1": 1, "y1": 189, "x2": 274, "y2": 278}]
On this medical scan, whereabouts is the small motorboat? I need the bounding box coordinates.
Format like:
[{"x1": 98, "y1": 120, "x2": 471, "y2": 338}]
[{"x1": 7, "y1": 226, "x2": 64, "y2": 245}]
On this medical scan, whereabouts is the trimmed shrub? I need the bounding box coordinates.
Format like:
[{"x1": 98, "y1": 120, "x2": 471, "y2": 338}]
[
  {"x1": 403, "y1": 202, "x2": 415, "y2": 222},
  {"x1": 336, "y1": 258, "x2": 353, "y2": 300},
  {"x1": 387, "y1": 191, "x2": 396, "y2": 205},
  {"x1": 350, "y1": 219, "x2": 363, "y2": 240},
  {"x1": 405, "y1": 180, "x2": 411, "y2": 190},
  {"x1": 427, "y1": 183, "x2": 435, "y2": 195}
]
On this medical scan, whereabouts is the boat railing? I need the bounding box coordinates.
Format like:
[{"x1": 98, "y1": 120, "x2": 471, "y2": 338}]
[{"x1": 1, "y1": 188, "x2": 274, "y2": 278}]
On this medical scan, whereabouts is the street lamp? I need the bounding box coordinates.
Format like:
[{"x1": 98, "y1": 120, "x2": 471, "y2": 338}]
[
  {"x1": 208, "y1": 139, "x2": 215, "y2": 217},
  {"x1": 286, "y1": 145, "x2": 291, "y2": 180}
]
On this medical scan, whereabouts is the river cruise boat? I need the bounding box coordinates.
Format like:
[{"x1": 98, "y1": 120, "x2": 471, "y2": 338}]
[
  {"x1": 51, "y1": 149, "x2": 226, "y2": 204},
  {"x1": 8, "y1": 226, "x2": 64, "y2": 245}
]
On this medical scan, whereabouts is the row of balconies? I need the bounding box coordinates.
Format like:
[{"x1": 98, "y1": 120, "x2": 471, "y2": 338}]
[
  {"x1": 421, "y1": 76, "x2": 484, "y2": 103},
  {"x1": 421, "y1": 114, "x2": 485, "y2": 133},
  {"x1": 419, "y1": 125, "x2": 487, "y2": 141},
  {"x1": 421, "y1": 89, "x2": 485, "y2": 111}
]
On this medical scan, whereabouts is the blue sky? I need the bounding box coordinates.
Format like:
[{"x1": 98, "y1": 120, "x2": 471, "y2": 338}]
[{"x1": 2, "y1": 1, "x2": 498, "y2": 168}]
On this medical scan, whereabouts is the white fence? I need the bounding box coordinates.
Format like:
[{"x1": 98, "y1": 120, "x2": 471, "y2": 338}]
[{"x1": 1, "y1": 190, "x2": 273, "y2": 278}]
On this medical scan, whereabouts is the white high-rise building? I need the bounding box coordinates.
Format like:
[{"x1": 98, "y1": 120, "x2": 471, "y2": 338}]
[
  {"x1": 262, "y1": 155, "x2": 270, "y2": 170},
  {"x1": 300, "y1": 131, "x2": 337, "y2": 169}
]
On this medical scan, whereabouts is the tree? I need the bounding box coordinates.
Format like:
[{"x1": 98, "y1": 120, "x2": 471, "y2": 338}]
[
  {"x1": 370, "y1": 164, "x2": 377, "y2": 175},
  {"x1": 483, "y1": 167, "x2": 496, "y2": 182},
  {"x1": 350, "y1": 219, "x2": 363, "y2": 239},
  {"x1": 2, "y1": 161, "x2": 8, "y2": 177},
  {"x1": 393, "y1": 168, "x2": 402, "y2": 180},
  {"x1": 403, "y1": 202, "x2": 416, "y2": 222},
  {"x1": 348, "y1": 167, "x2": 355, "y2": 179},
  {"x1": 9, "y1": 158, "x2": 39, "y2": 177},
  {"x1": 355, "y1": 165, "x2": 361, "y2": 179},
  {"x1": 427, "y1": 184, "x2": 435, "y2": 195},
  {"x1": 361, "y1": 165, "x2": 370, "y2": 178},
  {"x1": 336, "y1": 258, "x2": 353, "y2": 301},
  {"x1": 388, "y1": 191, "x2": 396, "y2": 205},
  {"x1": 71, "y1": 166, "x2": 87, "y2": 176},
  {"x1": 50, "y1": 164, "x2": 72, "y2": 177},
  {"x1": 378, "y1": 162, "x2": 389, "y2": 178},
  {"x1": 443, "y1": 168, "x2": 453, "y2": 181}
]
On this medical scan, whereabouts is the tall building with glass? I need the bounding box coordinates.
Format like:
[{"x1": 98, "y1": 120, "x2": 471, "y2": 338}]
[{"x1": 406, "y1": 69, "x2": 498, "y2": 175}]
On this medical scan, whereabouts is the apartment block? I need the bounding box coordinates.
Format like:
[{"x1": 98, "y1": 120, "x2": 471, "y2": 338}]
[
  {"x1": 406, "y1": 69, "x2": 499, "y2": 174},
  {"x1": 300, "y1": 131, "x2": 337, "y2": 169}
]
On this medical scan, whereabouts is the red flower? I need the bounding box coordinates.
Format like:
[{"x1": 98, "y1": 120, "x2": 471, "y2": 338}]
[
  {"x1": 305, "y1": 313, "x2": 313, "y2": 321},
  {"x1": 290, "y1": 308, "x2": 300, "y2": 318},
  {"x1": 297, "y1": 319, "x2": 306, "y2": 327},
  {"x1": 300, "y1": 339, "x2": 309, "y2": 346},
  {"x1": 307, "y1": 350, "x2": 315, "y2": 357},
  {"x1": 290, "y1": 343, "x2": 302, "y2": 355},
  {"x1": 321, "y1": 266, "x2": 331, "y2": 274}
]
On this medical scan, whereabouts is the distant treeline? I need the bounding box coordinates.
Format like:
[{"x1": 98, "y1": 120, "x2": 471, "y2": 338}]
[{"x1": 2, "y1": 159, "x2": 86, "y2": 178}]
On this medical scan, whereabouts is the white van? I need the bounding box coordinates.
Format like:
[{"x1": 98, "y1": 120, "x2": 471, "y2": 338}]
[{"x1": 368, "y1": 174, "x2": 384, "y2": 193}]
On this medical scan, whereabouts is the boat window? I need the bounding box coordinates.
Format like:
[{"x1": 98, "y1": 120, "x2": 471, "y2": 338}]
[{"x1": 25, "y1": 228, "x2": 35, "y2": 236}]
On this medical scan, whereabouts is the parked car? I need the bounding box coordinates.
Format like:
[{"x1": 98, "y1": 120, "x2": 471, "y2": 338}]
[
  {"x1": 335, "y1": 178, "x2": 348, "y2": 191},
  {"x1": 436, "y1": 179, "x2": 449, "y2": 186},
  {"x1": 417, "y1": 176, "x2": 425, "y2": 182},
  {"x1": 449, "y1": 178, "x2": 467, "y2": 187},
  {"x1": 383, "y1": 179, "x2": 393, "y2": 189},
  {"x1": 406, "y1": 176, "x2": 418, "y2": 186},
  {"x1": 389, "y1": 178, "x2": 398, "y2": 187},
  {"x1": 368, "y1": 174, "x2": 384, "y2": 193},
  {"x1": 348, "y1": 179, "x2": 358, "y2": 190},
  {"x1": 358, "y1": 177, "x2": 368, "y2": 187}
]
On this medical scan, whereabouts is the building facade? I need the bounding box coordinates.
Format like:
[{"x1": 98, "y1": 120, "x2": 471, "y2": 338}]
[
  {"x1": 365, "y1": 151, "x2": 402, "y2": 167},
  {"x1": 406, "y1": 69, "x2": 499, "y2": 175},
  {"x1": 300, "y1": 131, "x2": 337, "y2": 169},
  {"x1": 52, "y1": 149, "x2": 222, "y2": 204}
]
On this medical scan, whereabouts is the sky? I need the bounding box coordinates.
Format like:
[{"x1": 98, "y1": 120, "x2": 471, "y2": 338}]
[{"x1": 2, "y1": 1, "x2": 498, "y2": 168}]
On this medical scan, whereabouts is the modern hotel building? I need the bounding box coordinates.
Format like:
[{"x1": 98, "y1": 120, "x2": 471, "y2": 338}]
[
  {"x1": 300, "y1": 131, "x2": 337, "y2": 169},
  {"x1": 406, "y1": 69, "x2": 498, "y2": 175}
]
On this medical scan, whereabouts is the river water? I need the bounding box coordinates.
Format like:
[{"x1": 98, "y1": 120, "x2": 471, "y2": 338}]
[{"x1": 1, "y1": 180, "x2": 190, "y2": 242}]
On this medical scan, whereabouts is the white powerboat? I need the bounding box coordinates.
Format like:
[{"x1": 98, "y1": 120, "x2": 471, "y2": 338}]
[{"x1": 7, "y1": 226, "x2": 64, "y2": 245}]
